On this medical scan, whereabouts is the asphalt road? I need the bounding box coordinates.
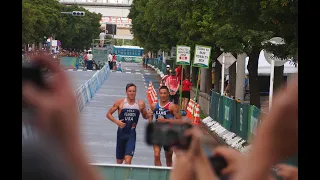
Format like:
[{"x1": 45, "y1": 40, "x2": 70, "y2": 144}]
[{"x1": 79, "y1": 62, "x2": 166, "y2": 165}]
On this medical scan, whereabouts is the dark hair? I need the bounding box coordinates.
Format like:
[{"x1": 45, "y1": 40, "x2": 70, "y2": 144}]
[
  {"x1": 126, "y1": 83, "x2": 136, "y2": 91},
  {"x1": 159, "y1": 86, "x2": 169, "y2": 92}
]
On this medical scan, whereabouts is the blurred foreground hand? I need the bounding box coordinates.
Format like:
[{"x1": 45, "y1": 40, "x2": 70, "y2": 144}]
[
  {"x1": 22, "y1": 54, "x2": 100, "y2": 180},
  {"x1": 170, "y1": 127, "x2": 217, "y2": 180},
  {"x1": 276, "y1": 164, "x2": 298, "y2": 180}
]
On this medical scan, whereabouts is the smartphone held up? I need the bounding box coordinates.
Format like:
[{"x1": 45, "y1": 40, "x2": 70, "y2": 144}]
[{"x1": 145, "y1": 122, "x2": 192, "y2": 150}]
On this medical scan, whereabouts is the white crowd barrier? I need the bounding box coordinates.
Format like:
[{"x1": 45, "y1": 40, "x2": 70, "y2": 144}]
[
  {"x1": 202, "y1": 116, "x2": 251, "y2": 153},
  {"x1": 75, "y1": 64, "x2": 111, "y2": 112}
]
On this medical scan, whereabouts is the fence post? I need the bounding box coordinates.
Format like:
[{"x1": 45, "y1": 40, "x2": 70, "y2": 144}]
[
  {"x1": 218, "y1": 95, "x2": 224, "y2": 125},
  {"x1": 230, "y1": 99, "x2": 238, "y2": 133}
]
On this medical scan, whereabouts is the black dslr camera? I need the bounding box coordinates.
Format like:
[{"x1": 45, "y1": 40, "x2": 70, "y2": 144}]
[{"x1": 146, "y1": 122, "x2": 228, "y2": 177}]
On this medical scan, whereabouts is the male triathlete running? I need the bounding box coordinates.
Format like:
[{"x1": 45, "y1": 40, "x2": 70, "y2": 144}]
[
  {"x1": 106, "y1": 83, "x2": 152, "y2": 164},
  {"x1": 149, "y1": 86, "x2": 185, "y2": 167}
]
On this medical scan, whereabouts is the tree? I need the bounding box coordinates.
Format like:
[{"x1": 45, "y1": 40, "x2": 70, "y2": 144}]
[
  {"x1": 129, "y1": 0, "x2": 160, "y2": 52},
  {"x1": 22, "y1": 0, "x2": 45, "y2": 44},
  {"x1": 22, "y1": 0, "x2": 64, "y2": 44},
  {"x1": 210, "y1": 0, "x2": 297, "y2": 107},
  {"x1": 56, "y1": 5, "x2": 102, "y2": 50},
  {"x1": 175, "y1": 0, "x2": 216, "y2": 93},
  {"x1": 22, "y1": 0, "x2": 102, "y2": 50},
  {"x1": 128, "y1": 0, "x2": 297, "y2": 107},
  {"x1": 206, "y1": 0, "x2": 277, "y2": 108},
  {"x1": 260, "y1": 0, "x2": 298, "y2": 58},
  {"x1": 260, "y1": 0, "x2": 298, "y2": 91}
]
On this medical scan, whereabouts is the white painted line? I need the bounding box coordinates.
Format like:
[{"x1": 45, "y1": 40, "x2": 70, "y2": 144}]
[
  {"x1": 116, "y1": 71, "x2": 122, "y2": 73},
  {"x1": 145, "y1": 73, "x2": 150, "y2": 75},
  {"x1": 145, "y1": 86, "x2": 147, "y2": 89},
  {"x1": 135, "y1": 72, "x2": 141, "y2": 74},
  {"x1": 68, "y1": 69, "x2": 73, "y2": 71},
  {"x1": 87, "y1": 70, "x2": 92, "y2": 71},
  {"x1": 126, "y1": 72, "x2": 132, "y2": 73},
  {"x1": 135, "y1": 69, "x2": 140, "y2": 71}
]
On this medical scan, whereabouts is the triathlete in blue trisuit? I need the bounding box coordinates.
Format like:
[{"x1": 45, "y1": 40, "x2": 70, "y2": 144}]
[
  {"x1": 107, "y1": 83, "x2": 152, "y2": 164},
  {"x1": 149, "y1": 86, "x2": 186, "y2": 167}
]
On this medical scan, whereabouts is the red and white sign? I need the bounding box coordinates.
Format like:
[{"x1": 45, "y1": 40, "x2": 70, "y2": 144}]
[
  {"x1": 176, "y1": 46, "x2": 191, "y2": 65},
  {"x1": 100, "y1": 16, "x2": 132, "y2": 26}
]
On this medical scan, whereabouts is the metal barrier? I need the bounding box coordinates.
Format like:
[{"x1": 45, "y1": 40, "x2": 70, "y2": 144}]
[
  {"x1": 92, "y1": 163, "x2": 171, "y2": 180},
  {"x1": 147, "y1": 59, "x2": 167, "y2": 76},
  {"x1": 75, "y1": 64, "x2": 111, "y2": 112}
]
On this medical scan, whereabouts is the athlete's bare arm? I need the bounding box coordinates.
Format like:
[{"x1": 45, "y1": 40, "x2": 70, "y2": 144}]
[
  {"x1": 148, "y1": 103, "x2": 156, "y2": 123},
  {"x1": 138, "y1": 100, "x2": 151, "y2": 120},
  {"x1": 171, "y1": 104, "x2": 182, "y2": 119},
  {"x1": 106, "y1": 99, "x2": 125, "y2": 128}
]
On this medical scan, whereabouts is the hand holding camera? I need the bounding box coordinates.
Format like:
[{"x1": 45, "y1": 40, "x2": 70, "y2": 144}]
[
  {"x1": 146, "y1": 122, "x2": 228, "y2": 179},
  {"x1": 170, "y1": 126, "x2": 228, "y2": 180}
]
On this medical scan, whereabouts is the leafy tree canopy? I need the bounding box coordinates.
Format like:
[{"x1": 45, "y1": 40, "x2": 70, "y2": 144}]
[{"x1": 22, "y1": 0, "x2": 102, "y2": 50}]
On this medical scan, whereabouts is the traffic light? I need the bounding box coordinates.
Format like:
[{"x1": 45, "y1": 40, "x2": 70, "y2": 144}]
[{"x1": 72, "y1": 11, "x2": 85, "y2": 16}]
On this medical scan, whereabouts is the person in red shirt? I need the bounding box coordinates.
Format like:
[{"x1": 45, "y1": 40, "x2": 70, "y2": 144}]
[
  {"x1": 165, "y1": 71, "x2": 180, "y2": 105},
  {"x1": 161, "y1": 69, "x2": 171, "y2": 86},
  {"x1": 112, "y1": 53, "x2": 117, "y2": 71},
  {"x1": 181, "y1": 74, "x2": 192, "y2": 113},
  {"x1": 175, "y1": 65, "x2": 182, "y2": 83}
]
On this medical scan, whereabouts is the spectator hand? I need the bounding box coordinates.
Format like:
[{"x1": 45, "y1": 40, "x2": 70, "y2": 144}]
[
  {"x1": 275, "y1": 164, "x2": 298, "y2": 180},
  {"x1": 22, "y1": 54, "x2": 79, "y2": 146}
]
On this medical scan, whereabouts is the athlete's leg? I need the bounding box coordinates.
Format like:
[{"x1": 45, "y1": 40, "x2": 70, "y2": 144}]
[
  {"x1": 153, "y1": 145, "x2": 162, "y2": 166},
  {"x1": 116, "y1": 137, "x2": 127, "y2": 164},
  {"x1": 124, "y1": 135, "x2": 136, "y2": 164},
  {"x1": 163, "y1": 145, "x2": 173, "y2": 167}
]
